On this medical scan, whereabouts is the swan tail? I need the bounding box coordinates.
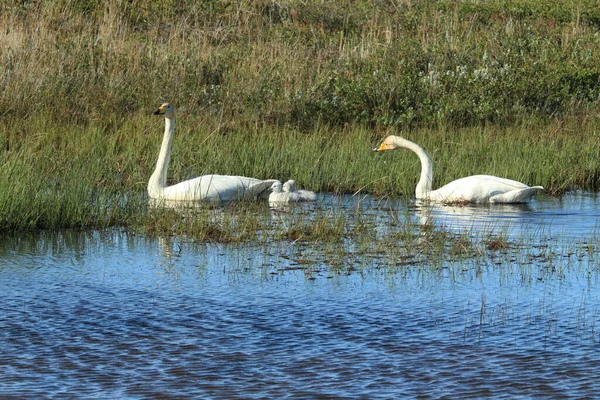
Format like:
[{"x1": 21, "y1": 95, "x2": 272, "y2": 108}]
[{"x1": 489, "y1": 186, "x2": 544, "y2": 204}]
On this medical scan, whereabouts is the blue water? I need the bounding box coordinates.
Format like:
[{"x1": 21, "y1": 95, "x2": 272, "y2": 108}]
[
  {"x1": 1, "y1": 193, "x2": 600, "y2": 398},
  {"x1": 413, "y1": 191, "x2": 600, "y2": 238}
]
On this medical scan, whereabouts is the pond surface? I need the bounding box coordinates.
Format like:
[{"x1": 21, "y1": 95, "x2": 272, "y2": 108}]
[{"x1": 1, "y1": 193, "x2": 600, "y2": 398}]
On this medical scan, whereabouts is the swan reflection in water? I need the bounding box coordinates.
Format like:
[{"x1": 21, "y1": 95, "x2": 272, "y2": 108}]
[
  {"x1": 147, "y1": 196, "x2": 306, "y2": 228},
  {"x1": 410, "y1": 200, "x2": 537, "y2": 236},
  {"x1": 148, "y1": 197, "x2": 228, "y2": 211},
  {"x1": 148, "y1": 194, "x2": 539, "y2": 240}
]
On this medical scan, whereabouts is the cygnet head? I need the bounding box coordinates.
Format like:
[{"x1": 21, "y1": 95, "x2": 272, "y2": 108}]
[
  {"x1": 270, "y1": 181, "x2": 283, "y2": 193},
  {"x1": 153, "y1": 102, "x2": 175, "y2": 119},
  {"x1": 283, "y1": 180, "x2": 296, "y2": 192}
]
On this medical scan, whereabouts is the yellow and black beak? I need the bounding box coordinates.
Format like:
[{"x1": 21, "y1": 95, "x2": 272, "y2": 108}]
[
  {"x1": 373, "y1": 142, "x2": 392, "y2": 152},
  {"x1": 153, "y1": 105, "x2": 165, "y2": 115}
]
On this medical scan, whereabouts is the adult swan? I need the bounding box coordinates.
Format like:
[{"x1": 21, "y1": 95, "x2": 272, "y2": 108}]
[
  {"x1": 148, "y1": 103, "x2": 278, "y2": 202},
  {"x1": 374, "y1": 135, "x2": 543, "y2": 204}
]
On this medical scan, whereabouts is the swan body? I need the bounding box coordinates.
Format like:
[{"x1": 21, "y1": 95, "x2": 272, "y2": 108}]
[
  {"x1": 148, "y1": 103, "x2": 278, "y2": 202},
  {"x1": 283, "y1": 180, "x2": 317, "y2": 202},
  {"x1": 374, "y1": 135, "x2": 543, "y2": 204},
  {"x1": 269, "y1": 181, "x2": 301, "y2": 203}
]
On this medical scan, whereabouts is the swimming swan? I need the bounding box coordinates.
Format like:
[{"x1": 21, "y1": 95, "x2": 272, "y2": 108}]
[
  {"x1": 374, "y1": 135, "x2": 544, "y2": 204},
  {"x1": 148, "y1": 103, "x2": 278, "y2": 202},
  {"x1": 283, "y1": 180, "x2": 317, "y2": 202},
  {"x1": 269, "y1": 181, "x2": 301, "y2": 203}
]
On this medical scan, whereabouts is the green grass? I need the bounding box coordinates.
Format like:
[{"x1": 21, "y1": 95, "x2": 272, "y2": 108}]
[
  {"x1": 1, "y1": 110, "x2": 599, "y2": 232},
  {"x1": 2, "y1": 0, "x2": 599, "y2": 127}
]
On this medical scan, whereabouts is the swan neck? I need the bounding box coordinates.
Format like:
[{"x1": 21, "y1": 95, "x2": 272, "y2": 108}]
[
  {"x1": 398, "y1": 138, "x2": 433, "y2": 198},
  {"x1": 148, "y1": 117, "x2": 175, "y2": 196}
]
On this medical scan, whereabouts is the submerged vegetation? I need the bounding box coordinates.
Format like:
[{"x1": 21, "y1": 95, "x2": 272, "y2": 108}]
[
  {"x1": 0, "y1": 0, "x2": 599, "y2": 235},
  {"x1": 130, "y1": 197, "x2": 600, "y2": 274}
]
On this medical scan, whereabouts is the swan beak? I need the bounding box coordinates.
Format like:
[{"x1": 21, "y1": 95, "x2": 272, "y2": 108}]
[
  {"x1": 373, "y1": 142, "x2": 392, "y2": 152},
  {"x1": 153, "y1": 106, "x2": 165, "y2": 115}
]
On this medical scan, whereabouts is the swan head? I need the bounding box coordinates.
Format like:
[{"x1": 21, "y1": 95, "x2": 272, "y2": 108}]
[
  {"x1": 270, "y1": 181, "x2": 283, "y2": 193},
  {"x1": 373, "y1": 135, "x2": 403, "y2": 152},
  {"x1": 283, "y1": 180, "x2": 296, "y2": 192},
  {"x1": 153, "y1": 103, "x2": 175, "y2": 119}
]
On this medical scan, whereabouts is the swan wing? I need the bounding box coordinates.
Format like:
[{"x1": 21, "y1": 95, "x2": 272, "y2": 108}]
[
  {"x1": 489, "y1": 186, "x2": 544, "y2": 204},
  {"x1": 431, "y1": 175, "x2": 539, "y2": 203},
  {"x1": 162, "y1": 175, "x2": 275, "y2": 202}
]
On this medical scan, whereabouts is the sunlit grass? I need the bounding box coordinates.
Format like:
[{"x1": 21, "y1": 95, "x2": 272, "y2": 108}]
[
  {"x1": 1, "y1": 111, "x2": 599, "y2": 232},
  {"x1": 2, "y1": 0, "x2": 599, "y2": 125}
]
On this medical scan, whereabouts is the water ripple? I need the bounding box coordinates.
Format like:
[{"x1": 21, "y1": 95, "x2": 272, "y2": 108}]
[{"x1": 2, "y1": 195, "x2": 600, "y2": 398}]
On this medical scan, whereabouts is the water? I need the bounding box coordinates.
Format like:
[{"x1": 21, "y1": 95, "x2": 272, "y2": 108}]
[
  {"x1": 1, "y1": 193, "x2": 600, "y2": 398},
  {"x1": 414, "y1": 191, "x2": 600, "y2": 238}
]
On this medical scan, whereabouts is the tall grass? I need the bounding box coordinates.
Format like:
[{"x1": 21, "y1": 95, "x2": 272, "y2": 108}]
[
  {"x1": 1, "y1": 109, "x2": 599, "y2": 231},
  {"x1": 1, "y1": 0, "x2": 599, "y2": 126},
  {"x1": 1, "y1": 0, "x2": 599, "y2": 232}
]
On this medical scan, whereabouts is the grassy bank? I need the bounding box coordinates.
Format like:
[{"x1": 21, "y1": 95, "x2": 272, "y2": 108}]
[
  {"x1": 2, "y1": 0, "x2": 599, "y2": 126},
  {"x1": 1, "y1": 0, "x2": 600, "y2": 232},
  {"x1": 1, "y1": 112, "x2": 598, "y2": 231}
]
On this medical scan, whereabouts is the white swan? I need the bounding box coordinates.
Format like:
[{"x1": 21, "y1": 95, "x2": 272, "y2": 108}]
[
  {"x1": 374, "y1": 135, "x2": 544, "y2": 204},
  {"x1": 268, "y1": 181, "x2": 301, "y2": 203},
  {"x1": 148, "y1": 103, "x2": 278, "y2": 202},
  {"x1": 283, "y1": 180, "x2": 317, "y2": 202}
]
